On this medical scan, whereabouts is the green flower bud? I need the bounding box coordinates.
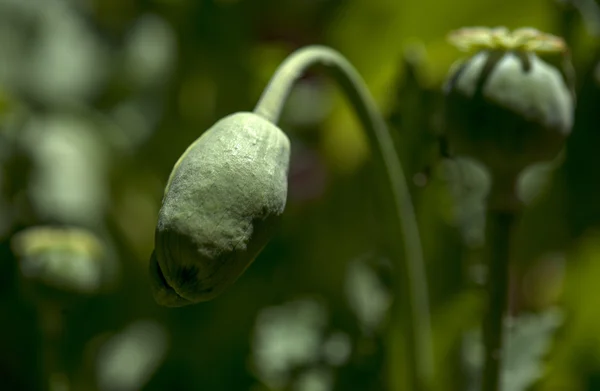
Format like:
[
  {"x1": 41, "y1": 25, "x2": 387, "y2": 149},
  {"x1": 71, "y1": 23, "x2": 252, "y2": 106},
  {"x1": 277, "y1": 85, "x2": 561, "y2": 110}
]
[
  {"x1": 150, "y1": 112, "x2": 290, "y2": 307},
  {"x1": 12, "y1": 226, "x2": 112, "y2": 299},
  {"x1": 444, "y1": 27, "x2": 574, "y2": 176}
]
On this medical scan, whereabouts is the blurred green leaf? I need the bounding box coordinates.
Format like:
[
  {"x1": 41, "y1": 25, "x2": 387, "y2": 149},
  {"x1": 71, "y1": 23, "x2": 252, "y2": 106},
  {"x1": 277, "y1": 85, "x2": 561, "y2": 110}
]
[{"x1": 463, "y1": 309, "x2": 563, "y2": 391}]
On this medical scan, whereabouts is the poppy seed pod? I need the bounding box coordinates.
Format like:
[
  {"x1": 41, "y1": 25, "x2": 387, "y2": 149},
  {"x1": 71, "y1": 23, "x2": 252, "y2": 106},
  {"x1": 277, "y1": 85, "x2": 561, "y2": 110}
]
[
  {"x1": 444, "y1": 28, "x2": 574, "y2": 176},
  {"x1": 150, "y1": 112, "x2": 290, "y2": 307}
]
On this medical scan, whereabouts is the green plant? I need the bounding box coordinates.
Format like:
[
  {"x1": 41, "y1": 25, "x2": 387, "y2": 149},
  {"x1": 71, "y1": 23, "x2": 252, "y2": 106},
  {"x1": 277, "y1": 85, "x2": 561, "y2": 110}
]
[
  {"x1": 444, "y1": 27, "x2": 575, "y2": 391},
  {"x1": 149, "y1": 27, "x2": 575, "y2": 391},
  {"x1": 149, "y1": 46, "x2": 433, "y2": 391}
]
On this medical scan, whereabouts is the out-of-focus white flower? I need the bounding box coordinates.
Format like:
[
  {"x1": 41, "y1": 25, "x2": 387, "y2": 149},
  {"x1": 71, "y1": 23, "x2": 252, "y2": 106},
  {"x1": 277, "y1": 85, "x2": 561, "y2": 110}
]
[
  {"x1": 321, "y1": 331, "x2": 351, "y2": 367},
  {"x1": 96, "y1": 320, "x2": 169, "y2": 391},
  {"x1": 21, "y1": 0, "x2": 109, "y2": 105},
  {"x1": 294, "y1": 367, "x2": 333, "y2": 391},
  {"x1": 345, "y1": 258, "x2": 392, "y2": 333},
  {"x1": 122, "y1": 14, "x2": 177, "y2": 90},
  {"x1": 22, "y1": 113, "x2": 110, "y2": 227},
  {"x1": 252, "y1": 299, "x2": 327, "y2": 389}
]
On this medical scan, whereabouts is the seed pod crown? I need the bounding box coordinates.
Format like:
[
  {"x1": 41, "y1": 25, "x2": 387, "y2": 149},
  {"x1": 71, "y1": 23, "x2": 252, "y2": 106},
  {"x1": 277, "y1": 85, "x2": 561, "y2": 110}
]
[{"x1": 444, "y1": 27, "x2": 574, "y2": 175}]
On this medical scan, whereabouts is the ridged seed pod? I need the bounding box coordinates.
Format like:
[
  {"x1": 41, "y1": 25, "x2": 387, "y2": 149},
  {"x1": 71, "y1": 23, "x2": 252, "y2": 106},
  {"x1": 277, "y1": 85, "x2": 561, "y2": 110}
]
[
  {"x1": 444, "y1": 27, "x2": 575, "y2": 176},
  {"x1": 149, "y1": 112, "x2": 290, "y2": 307}
]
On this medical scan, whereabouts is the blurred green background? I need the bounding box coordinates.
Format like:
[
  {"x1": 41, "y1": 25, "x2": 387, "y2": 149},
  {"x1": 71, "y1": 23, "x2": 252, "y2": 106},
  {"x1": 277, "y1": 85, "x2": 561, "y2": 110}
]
[{"x1": 2, "y1": 0, "x2": 600, "y2": 390}]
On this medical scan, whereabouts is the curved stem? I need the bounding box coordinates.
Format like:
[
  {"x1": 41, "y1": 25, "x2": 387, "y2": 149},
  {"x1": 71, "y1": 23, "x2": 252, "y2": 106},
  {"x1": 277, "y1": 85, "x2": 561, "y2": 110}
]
[{"x1": 254, "y1": 45, "x2": 433, "y2": 391}]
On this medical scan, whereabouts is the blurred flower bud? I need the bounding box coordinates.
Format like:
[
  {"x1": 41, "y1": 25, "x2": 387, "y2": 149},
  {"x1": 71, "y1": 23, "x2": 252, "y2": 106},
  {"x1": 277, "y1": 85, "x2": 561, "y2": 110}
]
[
  {"x1": 150, "y1": 112, "x2": 290, "y2": 307},
  {"x1": 444, "y1": 27, "x2": 575, "y2": 176},
  {"x1": 12, "y1": 226, "x2": 114, "y2": 299}
]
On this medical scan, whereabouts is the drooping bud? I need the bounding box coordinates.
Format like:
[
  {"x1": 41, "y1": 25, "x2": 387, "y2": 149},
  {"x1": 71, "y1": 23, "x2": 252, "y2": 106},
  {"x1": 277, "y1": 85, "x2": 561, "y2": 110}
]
[{"x1": 150, "y1": 112, "x2": 290, "y2": 307}]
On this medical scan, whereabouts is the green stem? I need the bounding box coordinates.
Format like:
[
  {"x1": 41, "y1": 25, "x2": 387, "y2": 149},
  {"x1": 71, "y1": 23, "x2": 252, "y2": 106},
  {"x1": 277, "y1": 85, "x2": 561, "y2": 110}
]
[
  {"x1": 254, "y1": 45, "x2": 433, "y2": 391},
  {"x1": 40, "y1": 304, "x2": 70, "y2": 391},
  {"x1": 481, "y1": 207, "x2": 516, "y2": 391},
  {"x1": 571, "y1": 0, "x2": 600, "y2": 36}
]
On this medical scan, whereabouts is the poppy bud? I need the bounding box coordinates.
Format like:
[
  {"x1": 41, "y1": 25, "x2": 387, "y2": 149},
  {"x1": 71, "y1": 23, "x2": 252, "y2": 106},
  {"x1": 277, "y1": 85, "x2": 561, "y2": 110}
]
[{"x1": 150, "y1": 112, "x2": 290, "y2": 307}]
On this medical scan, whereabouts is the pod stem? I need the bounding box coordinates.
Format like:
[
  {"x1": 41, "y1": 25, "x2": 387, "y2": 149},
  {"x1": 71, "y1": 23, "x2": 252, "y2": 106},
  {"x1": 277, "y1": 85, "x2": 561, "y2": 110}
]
[
  {"x1": 40, "y1": 304, "x2": 70, "y2": 391},
  {"x1": 481, "y1": 176, "x2": 520, "y2": 391},
  {"x1": 254, "y1": 45, "x2": 433, "y2": 391}
]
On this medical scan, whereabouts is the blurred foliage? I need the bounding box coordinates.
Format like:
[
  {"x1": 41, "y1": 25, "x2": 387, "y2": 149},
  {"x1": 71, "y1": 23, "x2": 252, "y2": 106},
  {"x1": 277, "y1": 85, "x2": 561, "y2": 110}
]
[{"x1": 2, "y1": 0, "x2": 600, "y2": 390}]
